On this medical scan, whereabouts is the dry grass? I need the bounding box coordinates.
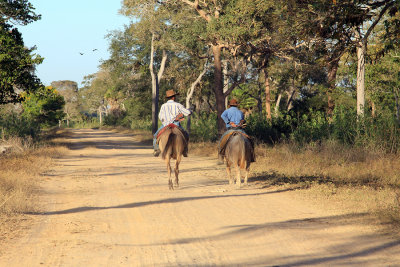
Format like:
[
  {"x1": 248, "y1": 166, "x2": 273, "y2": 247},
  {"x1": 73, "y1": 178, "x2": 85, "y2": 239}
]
[
  {"x1": 191, "y1": 139, "x2": 400, "y2": 229},
  {"x1": 0, "y1": 145, "x2": 66, "y2": 215},
  {"x1": 0, "y1": 132, "x2": 67, "y2": 243}
]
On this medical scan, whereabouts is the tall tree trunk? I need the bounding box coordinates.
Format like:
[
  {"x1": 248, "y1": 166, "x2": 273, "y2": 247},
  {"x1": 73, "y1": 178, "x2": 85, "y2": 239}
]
[
  {"x1": 326, "y1": 60, "x2": 339, "y2": 117},
  {"x1": 257, "y1": 82, "x2": 263, "y2": 114},
  {"x1": 99, "y1": 106, "x2": 103, "y2": 125},
  {"x1": 223, "y1": 60, "x2": 229, "y2": 109},
  {"x1": 274, "y1": 93, "x2": 282, "y2": 117},
  {"x1": 286, "y1": 85, "x2": 296, "y2": 112},
  {"x1": 356, "y1": 40, "x2": 366, "y2": 117},
  {"x1": 186, "y1": 60, "x2": 208, "y2": 134},
  {"x1": 352, "y1": 2, "x2": 392, "y2": 117},
  {"x1": 149, "y1": 33, "x2": 167, "y2": 134},
  {"x1": 394, "y1": 87, "x2": 400, "y2": 125},
  {"x1": 150, "y1": 33, "x2": 159, "y2": 134},
  {"x1": 263, "y1": 69, "x2": 271, "y2": 120},
  {"x1": 370, "y1": 100, "x2": 376, "y2": 118},
  {"x1": 212, "y1": 44, "x2": 225, "y2": 135}
]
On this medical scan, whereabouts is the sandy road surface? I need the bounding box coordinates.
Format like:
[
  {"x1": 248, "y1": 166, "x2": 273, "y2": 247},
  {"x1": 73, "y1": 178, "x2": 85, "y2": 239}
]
[{"x1": 1, "y1": 129, "x2": 400, "y2": 267}]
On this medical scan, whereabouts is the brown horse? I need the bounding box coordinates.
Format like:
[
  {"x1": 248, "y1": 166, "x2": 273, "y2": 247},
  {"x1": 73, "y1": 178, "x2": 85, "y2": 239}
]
[
  {"x1": 158, "y1": 125, "x2": 187, "y2": 190},
  {"x1": 223, "y1": 132, "x2": 255, "y2": 188}
]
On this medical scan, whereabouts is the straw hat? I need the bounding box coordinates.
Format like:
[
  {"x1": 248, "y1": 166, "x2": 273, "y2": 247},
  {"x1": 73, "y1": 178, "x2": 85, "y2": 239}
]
[
  {"x1": 165, "y1": 89, "x2": 179, "y2": 98},
  {"x1": 229, "y1": 99, "x2": 238, "y2": 106}
]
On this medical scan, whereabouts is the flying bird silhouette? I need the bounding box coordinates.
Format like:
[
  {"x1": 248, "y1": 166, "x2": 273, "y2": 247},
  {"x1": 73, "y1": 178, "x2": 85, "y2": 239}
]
[
  {"x1": 92, "y1": 49, "x2": 98, "y2": 52},
  {"x1": 79, "y1": 52, "x2": 84, "y2": 55}
]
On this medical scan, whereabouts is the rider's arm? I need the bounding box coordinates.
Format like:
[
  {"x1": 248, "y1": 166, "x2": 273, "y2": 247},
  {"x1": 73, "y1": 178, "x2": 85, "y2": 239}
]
[
  {"x1": 221, "y1": 110, "x2": 230, "y2": 125},
  {"x1": 178, "y1": 104, "x2": 192, "y2": 116},
  {"x1": 158, "y1": 104, "x2": 166, "y2": 124}
]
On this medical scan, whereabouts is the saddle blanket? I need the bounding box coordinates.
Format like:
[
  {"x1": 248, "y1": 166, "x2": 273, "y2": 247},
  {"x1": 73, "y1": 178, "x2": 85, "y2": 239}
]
[{"x1": 156, "y1": 124, "x2": 189, "y2": 145}]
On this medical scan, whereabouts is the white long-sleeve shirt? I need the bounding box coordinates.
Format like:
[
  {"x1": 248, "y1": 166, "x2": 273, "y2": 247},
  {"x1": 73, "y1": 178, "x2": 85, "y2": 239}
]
[{"x1": 159, "y1": 100, "x2": 192, "y2": 126}]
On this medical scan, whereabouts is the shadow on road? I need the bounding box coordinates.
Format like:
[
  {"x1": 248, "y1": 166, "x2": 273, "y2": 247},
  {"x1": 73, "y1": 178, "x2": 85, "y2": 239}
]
[{"x1": 26, "y1": 188, "x2": 296, "y2": 216}]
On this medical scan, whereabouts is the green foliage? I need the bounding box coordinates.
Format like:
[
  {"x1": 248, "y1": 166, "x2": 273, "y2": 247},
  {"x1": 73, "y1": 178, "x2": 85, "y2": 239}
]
[
  {"x1": 21, "y1": 86, "x2": 65, "y2": 127},
  {"x1": 0, "y1": 111, "x2": 40, "y2": 138},
  {"x1": 0, "y1": 0, "x2": 41, "y2": 25},
  {"x1": 0, "y1": 1, "x2": 43, "y2": 104},
  {"x1": 330, "y1": 105, "x2": 358, "y2": 145},
  {"x1": 185, "y1": 112, "x2": 218, "y2": 142},
  {"x1": 103, "y1": 112, "x2": 127, "y2": 127},
  {"x1": 245, "y1": 106, "x2": 400, "y2": 153},
  {"x1": 290, "y1": 111, "x2": 330, "y2": 145},
  {"x1": 0, "y1": 24, "x2": 43, "y2": 104},
  {"x1": 130, "y1": 119, "x2": 152, "y2": 131},
  {"x1": 245, "y1": 112, "x2": 293, "y2": 144}
]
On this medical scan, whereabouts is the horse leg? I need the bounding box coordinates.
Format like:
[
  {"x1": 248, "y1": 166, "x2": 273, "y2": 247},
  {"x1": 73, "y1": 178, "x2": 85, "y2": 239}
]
[
  {"x1": 244, "y1": 162, "x2": 250, "y2": 186},
  {"x1": 234, "y1": 164, "x2": 241, "y2": 188},
  {"x1": 174, "y1": 156, "x2": 181, "y2": 188},
  {"x1": 166, "y1": 157, "x2": 173, "y2": 190},
  {"x1": 226, "y1": 162, "x2": 233, "y2": 185}
]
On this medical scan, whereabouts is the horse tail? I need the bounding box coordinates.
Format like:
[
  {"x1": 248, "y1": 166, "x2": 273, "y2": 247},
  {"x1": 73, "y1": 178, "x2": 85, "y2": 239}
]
[
  {"x1": 239, "y1": 135, "x2": 247, "y2": 169},
  {"x1": 162, "y1": 130, "x2": 174, "y2": 160}
]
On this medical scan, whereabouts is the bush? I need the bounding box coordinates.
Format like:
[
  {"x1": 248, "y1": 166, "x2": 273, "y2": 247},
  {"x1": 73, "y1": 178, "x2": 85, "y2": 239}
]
[
  {"x1": 245, "y1": 112, "x2": 291, "y2": 144},
  {"x1": 290, "y1": 111, "x2": 330, "y2": 145},
  {"x1": 130, "y1": 119, "x2": 152, "y2": 131},
  {"x1": 0, "y1": 112, "x2": 40, "y2": 139},
  {"x1": 186, "y1": 112, "x2": 218, "y2": 142},
  {"x1": 331, "y1": 106, "x2": 358, "y2": 145}
]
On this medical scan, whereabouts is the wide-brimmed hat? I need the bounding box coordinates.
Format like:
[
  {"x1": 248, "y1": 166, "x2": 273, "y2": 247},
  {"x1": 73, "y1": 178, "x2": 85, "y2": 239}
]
[
  {"x1": 166, "y1": 89, "x2": 179, "y2": 98},
  {"x1": 229, "y1": 99, "x2": 238, "y2": 106}
]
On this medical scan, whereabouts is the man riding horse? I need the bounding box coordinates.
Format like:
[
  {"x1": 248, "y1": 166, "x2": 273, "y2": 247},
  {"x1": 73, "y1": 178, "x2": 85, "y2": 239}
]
[
  {"x1": 153, "y1": 89, "x2": 192, "y2": 157},
  {"x1": 218, "y1": 98, "x2": 254, "y2": 164}
]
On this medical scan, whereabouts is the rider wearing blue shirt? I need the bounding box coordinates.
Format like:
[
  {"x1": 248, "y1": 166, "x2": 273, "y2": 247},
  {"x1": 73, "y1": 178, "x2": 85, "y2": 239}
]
[
  {"x1": 218, "y1": 99, "x2": 246, "y2": 164},
  {"x1": 221, "y1": 99, "x2": 244, "y2": 129}
]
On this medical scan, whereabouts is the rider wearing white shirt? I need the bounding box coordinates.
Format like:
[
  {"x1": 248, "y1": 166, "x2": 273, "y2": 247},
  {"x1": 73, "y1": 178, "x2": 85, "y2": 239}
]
[{"x1": 153, "y1": 89, "x2": 192, "y2": 157}]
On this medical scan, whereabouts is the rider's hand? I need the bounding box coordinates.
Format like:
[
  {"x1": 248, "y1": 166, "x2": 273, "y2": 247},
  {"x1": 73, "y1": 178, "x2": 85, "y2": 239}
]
[
  {"x1": 229, "y1": 122, "x2": 237, "y2": 128},
  {"x1": 175, "y1": 113, "x2": 185, "y2": 122}
]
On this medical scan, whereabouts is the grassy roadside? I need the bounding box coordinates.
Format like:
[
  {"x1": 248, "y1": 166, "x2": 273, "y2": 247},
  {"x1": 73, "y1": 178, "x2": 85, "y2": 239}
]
[
  {"x1": 190, "y1": 140, "x2": 400, "y2": 231},
  {"x1": 0, "y1": 129, "x2": 68, "y2": 242}
]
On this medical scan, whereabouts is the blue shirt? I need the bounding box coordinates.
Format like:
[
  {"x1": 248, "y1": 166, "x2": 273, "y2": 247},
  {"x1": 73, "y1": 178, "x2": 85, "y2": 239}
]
[{"x1": 221, "y1": 106, "x2": 244, "y2": 129}]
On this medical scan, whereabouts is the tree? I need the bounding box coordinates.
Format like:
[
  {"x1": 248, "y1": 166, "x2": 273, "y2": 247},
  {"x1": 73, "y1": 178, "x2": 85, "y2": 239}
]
[
  {"x1": 21, "y1": 86, "x2": 65, "y2": 127},
  {"x1": 0, "y1": 0, "x2": 43, "y2": 104},
  {"x1": 352, "y1": 0, "x2": 397, "y2": 116},
  {"x1": 121, "y1": 2, "x2": 169, "y2": 134},
  {"x1": 123, "y1": 0, "x2": 279, "y2": 134},
  {"x1": 51, "y1": 81, "x2": 80, "y2": 127}
]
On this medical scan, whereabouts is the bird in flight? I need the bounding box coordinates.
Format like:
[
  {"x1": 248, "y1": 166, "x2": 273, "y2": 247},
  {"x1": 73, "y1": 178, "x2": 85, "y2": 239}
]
[
  {"x1": 79, "y1": 52, "x2": 84, "y2": 55},
  {"x1": 92, "y1": 49, "x2": 98, "y2": 52}
]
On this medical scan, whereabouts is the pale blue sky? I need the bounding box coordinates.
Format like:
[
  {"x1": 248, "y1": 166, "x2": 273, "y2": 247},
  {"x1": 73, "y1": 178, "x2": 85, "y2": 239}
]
[{"x1": 18, "y1": 0, "x2": 130, "y2": 87}]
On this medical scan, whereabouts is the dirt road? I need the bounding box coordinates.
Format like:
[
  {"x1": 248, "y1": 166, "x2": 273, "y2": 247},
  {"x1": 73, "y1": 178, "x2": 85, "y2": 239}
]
[{"x1": 1, "y1": 129, "x2": 399, "y2": 266}]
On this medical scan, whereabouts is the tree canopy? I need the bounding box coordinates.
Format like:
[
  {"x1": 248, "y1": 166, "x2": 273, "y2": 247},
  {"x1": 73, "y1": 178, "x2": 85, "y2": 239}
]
[{"x1": 0, "y1": 0, "x2": 43, "y2": 104}]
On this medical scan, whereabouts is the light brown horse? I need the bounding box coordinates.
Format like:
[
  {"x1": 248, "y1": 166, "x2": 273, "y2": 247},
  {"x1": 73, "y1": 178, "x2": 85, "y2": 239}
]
[
  {"x1": 158, "y1": 125, "x2": 187, "y2": 190},
  {"x1": 224, "y1": 132, "x2": 255, "y2": 188}
]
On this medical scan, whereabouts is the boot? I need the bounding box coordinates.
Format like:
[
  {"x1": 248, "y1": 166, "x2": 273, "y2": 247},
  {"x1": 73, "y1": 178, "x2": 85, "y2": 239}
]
[
  {"x1": 183, "y1": 146, "x2": 188, "y2": 157},
  {"x1": 153, "y1": 149, "x2": 161, "y2": 157}
]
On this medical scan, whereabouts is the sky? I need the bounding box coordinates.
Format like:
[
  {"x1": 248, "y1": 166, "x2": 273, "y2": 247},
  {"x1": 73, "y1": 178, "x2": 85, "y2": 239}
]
[{"x1": 18, "y1": 0, "x2": 130, "y2": 87}]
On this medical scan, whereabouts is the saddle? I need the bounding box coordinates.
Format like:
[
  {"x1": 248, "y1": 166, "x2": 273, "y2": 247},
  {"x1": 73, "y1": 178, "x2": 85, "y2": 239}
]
[
  {"x1": 156, "y1": 124, "x2": 189, "y2": 146},
  {"x1": 219, "y1": 130, "x2": 255, "y2": 162}
]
